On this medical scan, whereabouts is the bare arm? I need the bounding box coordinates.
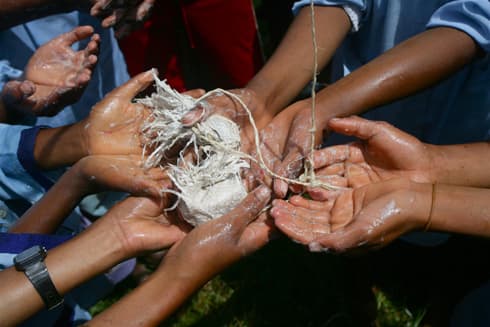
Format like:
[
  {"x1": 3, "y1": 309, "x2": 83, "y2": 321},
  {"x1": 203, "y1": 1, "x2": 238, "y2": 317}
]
[
  {"x1": 272, "y1": 26, "x2": 482, "y2": 197},
  {"x1": 10, "y1": 155, "x2": 168, "y2": 234},
  {"x1": 247, "y1": 6, "x2": 350, "y2": 117},
  {"x1": 87, "y1": 186, "x2": 272, "y2": 326},
  {"x1": 0, "y1": 197, "x2": 186, "y2": 326}
]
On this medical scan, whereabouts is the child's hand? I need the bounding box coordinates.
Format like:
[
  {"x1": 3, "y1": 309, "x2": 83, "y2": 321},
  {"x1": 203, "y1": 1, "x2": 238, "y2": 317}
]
[
  {"x1": 95, "y1": 196, "x2": 187, "y2": 257},
  {"x1": 1, "y1": 26, "x2": 99, "y2": 117},
  {"x1": 74, "y1": 155, "x2": 170, "y2": 198},
  {"x1": 182, "y1": 87, "x2": 272, "y2": 156},
  {"x1": 160, "y1": 185, "x2": 272, "y2": 282},
  {"x1": 80, "y1": 70, "x2": 153, "y2": 157},
  {"x1": 271, "y1": 178, "x2": 431, "y2": 253},
  {"x1": 89, "y1": 0, "x2": 156, "y2": 38},
  {"x1": 306, "y1": 116, "x2": 435, "y2": 200}
]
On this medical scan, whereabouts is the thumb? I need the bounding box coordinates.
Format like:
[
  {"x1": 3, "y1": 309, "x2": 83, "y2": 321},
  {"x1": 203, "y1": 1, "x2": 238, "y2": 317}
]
[
  {"x1": 327, "y1": 116, "x2": 384, "y2": 140},
  {"x1": 110, "y1": 69, "x2": 155, "y2": 102},
  {"x1": 1, "y1": 80, "x2": 35, "y2": 105},
  {"x1": 182, "y1": 104, "x2": 206, "y2": 126},
  {"x1": 58, "y1": 26, "x2": 95, "y2": 46},
  {"x1": 228, "y1": 185, "x2": 271, "y2": 231}
]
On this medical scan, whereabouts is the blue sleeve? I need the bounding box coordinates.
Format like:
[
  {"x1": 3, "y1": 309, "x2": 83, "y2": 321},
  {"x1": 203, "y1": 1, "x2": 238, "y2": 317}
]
[
  {"x1": 427, "y1": 0, "x2": 490, "y2": 52},
  {"x1": 292, "y1": 0, "x2": 368, "y2": 16},
  {"x1": 0, "y1": 124, "x2": 47, "y2": 203},
  {"x1": 0, "y1": 60, "x2": 22, "y2": 91}
]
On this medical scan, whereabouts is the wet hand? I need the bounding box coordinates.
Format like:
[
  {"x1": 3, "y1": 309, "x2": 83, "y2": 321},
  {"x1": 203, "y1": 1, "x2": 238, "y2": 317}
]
[
  {"x1": 271, "y1": 178, "x2": 431, "y2": 253},
  {"x1": 98, "y1": 196, "x2": 187, "y2": 256},
  {"x1": 1, "y1": 26, "x2": 99, "y2": 117},
  {"x1": 307, "y1": 116, "x2": 435, "y2": 200},
  {"x1": 81, "y1": 70, "x2": 154, "y2": 157},
  {"x1": 74, "y1": 154, "x2": 170, "y2": 198}
]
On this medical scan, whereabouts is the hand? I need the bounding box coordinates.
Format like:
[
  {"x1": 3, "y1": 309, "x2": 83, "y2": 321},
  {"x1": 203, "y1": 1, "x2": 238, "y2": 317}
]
[
  {"x1": 81, "y1": 70, "x2": 154, "y2": 157},
  {"x1": 182, "y1": 88, "x2": 272, "y2": 155},
  {"x1": 245, "y1": 102, "x2": 304, "y2": 189},
  {"x1": 89, "y1": 0, "x2": 156, "y2": 38},
  {"x1": 73, "y1": 155, "x2": 170, "y2": 198},
  {"x1": 94, "y1": 196, "x2": 188, "y2": 256},
  {"x1": 307, "y1": 116, "x2": 435, "y2": 200},
  {"x1": 161, "y1": 185, "x2": 272, "y2": 281},
  {"x1": 271, "y1": 178, "x2": 431, "y2": 253},
  {"x1": 271, "y1": 100, "x2": 327, "y2": 198},
  {"x1": 1, "y1": 26, "x2": 99, "y2": 117}
]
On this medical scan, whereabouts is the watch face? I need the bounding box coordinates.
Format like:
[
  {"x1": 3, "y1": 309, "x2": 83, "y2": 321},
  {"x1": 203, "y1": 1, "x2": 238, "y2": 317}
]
[{"x1": 14, "y1": 245, "x2": 47, "y2": 267}]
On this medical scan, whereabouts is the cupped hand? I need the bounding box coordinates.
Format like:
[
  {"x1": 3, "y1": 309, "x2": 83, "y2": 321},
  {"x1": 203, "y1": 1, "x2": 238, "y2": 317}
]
[
  {"x1": 81, "y1": 70, "x2": 154, "y2": 156},
  {"x1": 89, "y1": 0, "x2": 156, "y2": 38},
  {"x1": 1, "y1": 26, "x2": 100, "y2": 117},
  {"x1": 271, "y1": 101, "x2": 326, "y2": 198},
  {"x1": 96, "y1": 196, "x2": 187, "y2": 256},
  {"x1": 182, "y1": 87, "x2": 272, "y2": 155},
  {"x1": 161, "y1": 185, "x2": 272, "y2": 281},
  {"x1": 306, "y1": 116, "x2": 435, "y2": 200},
  {"x1": 271, "y1": 178, "x2": 431, "y2": 253},
  {"x1": 245, "y1": 102, "x2": 304, "y2": 190},
  {"x1": 74, "y1": 154, "x2": 170, "y2": 198}
]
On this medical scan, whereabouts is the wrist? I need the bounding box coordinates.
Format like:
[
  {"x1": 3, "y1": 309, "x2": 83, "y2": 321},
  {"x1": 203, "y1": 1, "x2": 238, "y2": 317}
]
[
  {"x1": 410, "y1": 181, "x2": 434, "y2": 230},
  {"x1": 34, "y1": 122, "x2": 87, "y2": 170},
  {"x1": 45, "y1": 222, "x2": 127, "y2": 293}
]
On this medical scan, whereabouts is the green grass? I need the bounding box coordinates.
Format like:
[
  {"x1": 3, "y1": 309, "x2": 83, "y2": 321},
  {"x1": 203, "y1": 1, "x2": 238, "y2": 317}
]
[{"x1": 90, "y1": 238, "x2": 430, "y2": 327}]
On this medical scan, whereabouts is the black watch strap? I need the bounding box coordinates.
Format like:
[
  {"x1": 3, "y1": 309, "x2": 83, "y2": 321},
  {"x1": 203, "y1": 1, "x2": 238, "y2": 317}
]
[
  {"x1": 24, "y1": 261, "x2": 64, "y2": 310},
  {"x1": 14, "y1": 246, "x2": 64, "y2": 310}
]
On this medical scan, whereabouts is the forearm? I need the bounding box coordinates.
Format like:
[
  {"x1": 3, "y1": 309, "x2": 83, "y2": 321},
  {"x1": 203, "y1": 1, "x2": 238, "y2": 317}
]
[
  {"x1": 429, "y1": 142, "x2": 490, "y2": 187},
  {"x1": 10, "y1": 165, "x2": 89, "y2": 233},
  {"x1": 314, "y1": 27, "x2": 481, "y2": 124},
  {"x1": 246, "y1": 6, "x2": 350, "y2": 116},
  {"x1": 34, "y1": 122, "x2": 86, "y2": 170},
  {"x1": 0, "y1": 0, "x2": 84, "y2": 29},
  {"x1": 428, "y1": 184, "x2": 490, "y2": 238},
  {"x1": 0, "y1": 226, "x2": 125, "y2": 326}
]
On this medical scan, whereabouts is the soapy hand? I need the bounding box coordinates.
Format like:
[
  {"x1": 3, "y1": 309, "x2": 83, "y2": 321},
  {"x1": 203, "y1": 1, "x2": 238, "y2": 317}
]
[
  {"x1": 162, "y1": 185, "x2": 273, "y2": 279},
  {"x1": 271, "y1": 178, "x2": 431, "y2": 253},
  {"x1": 98, "y1": 196, "x2": 187, "y2": 256},
  {"x1": 81, "y1": 70, "x2": 154, "y2": 157},
  {"x1": 306, "y1": 116, "x2": 436, "y2": 201},
  {"x1": 1, "y1": 26, "x2": 99, "y2": 118},
  {"x1": 74, "y1": 154, "x2": 170, "y2": 198}
]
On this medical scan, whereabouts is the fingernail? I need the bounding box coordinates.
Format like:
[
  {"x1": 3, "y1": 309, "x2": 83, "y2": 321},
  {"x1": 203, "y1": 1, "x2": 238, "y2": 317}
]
[{"x1": 330, "y1": 118, "x2": 340, "y2": 122}]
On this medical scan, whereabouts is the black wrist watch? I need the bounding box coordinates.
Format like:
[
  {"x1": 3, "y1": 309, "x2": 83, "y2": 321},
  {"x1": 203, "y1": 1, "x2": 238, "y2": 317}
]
[{"x1": 14, "y1": 245, "x2": 64, "y2": 310}]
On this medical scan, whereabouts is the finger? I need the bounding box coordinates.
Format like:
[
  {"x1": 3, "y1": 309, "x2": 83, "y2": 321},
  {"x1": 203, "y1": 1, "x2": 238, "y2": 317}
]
[
  {"x1": 83, "y1": 34, "x2": 101, "y2": 64},
  {"x1": 307, "y1": 187, "x2": 343, "y2": 201},
  {"x1": 182, "y1": 104, "x2": 206, "y2": 126},
  {"x1": 1, "y1": 80, "x2": 36, "y2": 105},
  {"x1": 58, "y1": 26, "x2": 95, "y2": 46},
  {"x1": 109, "y1": 69, "x2": 155, "y2": 102},
  {"x1": 270, "y1": 201, "x2": 330, "y2": 245},
  {"x1": 313, "y1": 227, "x2": 366, "y2": 253},
  {"x1": 289, "y1": 195, "x2": 334, "y2": 211},
  {"x1": 183, "y1": 88, "x2": 206, "y2": 99},
  {"x1": 136, "y1": 0, "x2": 155, "y2": 21},
  {"x1": 313, "y1": 145, "x2": 351, "y2": 168},
  {"x1": 228, "y1": 185, "x2": 271, "y2": 230},
  {"x1": 328, "y1": 116, "x2": 396, "y2": 144},
  {"x1": 273, "y1": 149, "x2": 304, "y2": 198},
  {"x1": 315, "y1": 162, "x2": 344, "y2": 176},
  {"x1": 90, "y1": 0, "x2": 113, "y2": 16}
]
